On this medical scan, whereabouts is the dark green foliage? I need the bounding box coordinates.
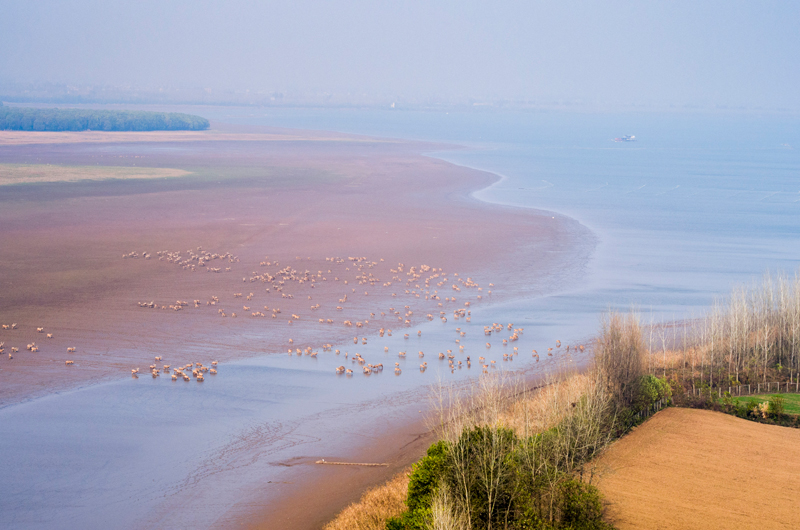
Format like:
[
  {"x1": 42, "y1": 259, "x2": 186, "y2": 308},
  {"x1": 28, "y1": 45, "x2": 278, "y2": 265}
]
[
  {"x1": 385, "y1": 516, "x2": 406, "y2": 530},
  {"x1": 727, "y1": 397, "x2": 757, "y2": 419},
  {"x1": 450, "y1": 425, "x2": 520, "y2": 528},
  {"x1": 0, "y1": 106, "x2": 209, "y2": 131},
  {"x1": 389, "y1": 425, "x2": 616, "y2": 530},
  {"x1": 387, "y1": 440, "x2": 450, "y2": 529},
  {"x1": 557, "y1": 479, "x2": 614, "y2": 530},
  {"x1": 407, "y1": 440, "x2": 449, "y2": 514},
  {"x1": 507, "y1": 476, "x2": 613, "y2": 530}
]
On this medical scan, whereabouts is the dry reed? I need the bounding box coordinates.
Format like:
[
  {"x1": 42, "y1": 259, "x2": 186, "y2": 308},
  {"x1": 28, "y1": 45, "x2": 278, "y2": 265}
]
[
  {"x1": 596, "y1": 311, "x2": 646, "y2": 406},
  {"x1": 322, "y1": 470, "x2": 411, "y2": 530}
]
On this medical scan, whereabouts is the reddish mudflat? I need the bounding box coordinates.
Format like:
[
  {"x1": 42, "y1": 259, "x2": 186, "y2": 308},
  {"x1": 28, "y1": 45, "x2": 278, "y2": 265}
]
[
  {"x1": 0, "y1": 125, "x2": 591, "y2": 529},
  {"x1": 0, "y1": 125, "x2": 589, "y2": 406},
  {"x1": 593, "y1": 407, "x2": 800, "y2": 530}
]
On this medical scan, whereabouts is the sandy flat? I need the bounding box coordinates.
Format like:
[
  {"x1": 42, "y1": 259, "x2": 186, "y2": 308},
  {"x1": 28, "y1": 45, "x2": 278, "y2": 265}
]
[
  {"x1": 593, "y1": 407, "x2": 800, "y2": 529},
  {"x1": 0, "y1": 163, "x2": 191, "y2": 185},
  {"x1": 0, "y1": 129, "x2": 394, "y2": 146}
]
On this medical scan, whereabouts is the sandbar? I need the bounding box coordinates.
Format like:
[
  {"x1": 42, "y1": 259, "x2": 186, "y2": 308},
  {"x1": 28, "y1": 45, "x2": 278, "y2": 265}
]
[{"x1": 0, "y1": 163, "x2": 191, "y2": 185}]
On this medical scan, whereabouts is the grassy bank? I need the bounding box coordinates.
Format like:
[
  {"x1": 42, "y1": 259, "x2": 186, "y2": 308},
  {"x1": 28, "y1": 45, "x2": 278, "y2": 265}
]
[
  {"x1": 325, "y1": 270, "x2": 800, "y2": 529},
  {"x1": 731, "y1": 393, "x2": 800, "y2": 414},
  {"x1": 327, "y1": 313, "x2": 671, "y2": 529},
  {"x1": 323, "y1": 471, "x2": 411, "y2": 530}
]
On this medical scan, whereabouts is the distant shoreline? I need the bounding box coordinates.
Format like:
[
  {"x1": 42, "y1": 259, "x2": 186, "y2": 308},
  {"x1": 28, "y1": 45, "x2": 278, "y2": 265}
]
[{"x1": 0, "y1": 128, "x2": 401, "y2": 146}]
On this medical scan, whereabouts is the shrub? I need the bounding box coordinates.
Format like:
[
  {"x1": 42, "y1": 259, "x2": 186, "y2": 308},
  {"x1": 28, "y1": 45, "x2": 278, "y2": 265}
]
[
  {"x1": 732, "y1": 400, "x2": 751, "y2": 419},
  {"x1": 769, "y1": 396, "x2": 786, "y2": 419},
  {"x1": 721, "y1": 391, "x2": 733, "y2": 408},
  {"x1": 448, "y1": 425, "x2": 519, "y2": 529},
  {"x1": 751, "y1": 402, "x2": 770, "y2": 420},
  {"x1": 558, "y1": 479, "x2": 615, "y2": 530},
  {"x1": 387, "y1": 441, "x2": 449, "y2": 530},
  {"x1": 632, "y1": 375, "x2": 672, "y2": 412},
  {"x1": 408, "y1": 441, "x2": 449, "y2": 514},
  {"x1": 390, "y1": 427, "x2": 522, "y2": 530},
  {"x1": 389, "y1": 371, "x2": 620, "y2": 530},
  {"x1": 385, "y1": 517, "x2": 404, "y2": 530},
  {"x1": 513, "y1": 476, "x2": 613, "y2": 530}
]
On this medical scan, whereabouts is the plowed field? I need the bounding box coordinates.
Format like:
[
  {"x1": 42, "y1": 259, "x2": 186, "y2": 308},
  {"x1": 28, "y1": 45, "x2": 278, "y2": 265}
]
[{"x1": 593, "y1": 407, "x2": 800, "y2": 529}]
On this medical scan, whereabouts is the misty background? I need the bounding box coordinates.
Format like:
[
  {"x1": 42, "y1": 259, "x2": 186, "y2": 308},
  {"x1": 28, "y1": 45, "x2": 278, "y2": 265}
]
[{"x1": 1, "y1": 1, "x2": 799, "y2": 111}]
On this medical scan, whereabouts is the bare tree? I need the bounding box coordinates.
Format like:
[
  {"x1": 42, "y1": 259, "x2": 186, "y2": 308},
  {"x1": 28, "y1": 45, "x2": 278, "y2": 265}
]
[{"x1": 595, "y1": 311, "x2": 646, "y2": 406}]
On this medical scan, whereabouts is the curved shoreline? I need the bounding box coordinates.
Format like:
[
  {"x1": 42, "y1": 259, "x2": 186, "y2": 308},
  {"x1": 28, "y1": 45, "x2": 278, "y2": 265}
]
[
  {"x1": 0, "y1": 126, "x2": 593, "y2": 406},
  {"x1": 0, "y1": 125, "x2": 595, "y2": 530}
]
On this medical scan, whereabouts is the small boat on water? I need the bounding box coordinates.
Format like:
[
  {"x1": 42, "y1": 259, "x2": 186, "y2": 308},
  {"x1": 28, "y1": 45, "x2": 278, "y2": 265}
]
[{"x1": 614, "y1": 135, "x2": 636, "y2": 142}]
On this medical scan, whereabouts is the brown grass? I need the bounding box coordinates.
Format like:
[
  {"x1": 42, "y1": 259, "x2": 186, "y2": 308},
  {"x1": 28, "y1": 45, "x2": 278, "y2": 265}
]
[
  {"x1": 322, "y1": 470, "x2": 410, "y2": 530},
  {"x1": 0, "y1": 163, "x2": 190, "y2": 185},
  {"x1": 499, "y1": 372, "x2": 598, "y2": 436}
]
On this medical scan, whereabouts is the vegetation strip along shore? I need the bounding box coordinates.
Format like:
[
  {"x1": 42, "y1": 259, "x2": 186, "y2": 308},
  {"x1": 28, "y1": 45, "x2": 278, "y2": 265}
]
[
  {"x1": 324, "y1": 269, "x2": 800, "y2": 529},
  {"x1": 0, "y1": 104, "x2": 209, "y2": 131}
]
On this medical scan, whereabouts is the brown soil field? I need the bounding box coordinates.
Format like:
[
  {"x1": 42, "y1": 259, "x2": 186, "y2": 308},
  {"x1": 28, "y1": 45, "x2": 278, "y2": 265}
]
[{"x1": 593, "y1": 407, "x2": 800, "y2": 529}]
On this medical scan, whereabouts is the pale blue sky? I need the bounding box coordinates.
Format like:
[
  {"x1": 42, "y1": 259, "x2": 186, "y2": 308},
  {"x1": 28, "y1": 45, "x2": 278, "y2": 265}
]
[{"x1": 1, "y1": 1, "x2": 798, "y2": 109}]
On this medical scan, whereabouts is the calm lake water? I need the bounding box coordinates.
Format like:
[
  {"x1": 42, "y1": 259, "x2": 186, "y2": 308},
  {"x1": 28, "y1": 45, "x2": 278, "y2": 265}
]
[
  {"x1": 2, "y1": 107, "x2": 799, "y2": 529},
  {"x1": 212, "y1": 107, "x2": 800, "y2": 328}
]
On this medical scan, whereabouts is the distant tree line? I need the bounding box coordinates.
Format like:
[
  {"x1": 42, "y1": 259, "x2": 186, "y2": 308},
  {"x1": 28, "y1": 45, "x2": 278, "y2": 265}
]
[{"x1": 0, "y1": 106, "x2": 209, "y2": 131}]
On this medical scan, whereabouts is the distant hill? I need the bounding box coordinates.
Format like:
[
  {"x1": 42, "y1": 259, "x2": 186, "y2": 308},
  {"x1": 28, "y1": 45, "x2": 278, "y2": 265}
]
[{"x1": 0, "y1": 106, "x2": 209, "y2": 131}]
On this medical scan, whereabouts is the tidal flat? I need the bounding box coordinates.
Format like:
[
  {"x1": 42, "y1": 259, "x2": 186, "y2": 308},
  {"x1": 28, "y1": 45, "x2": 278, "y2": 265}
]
[{"x1": 0, "y1": 123, "x2": 590, "y2": 529}]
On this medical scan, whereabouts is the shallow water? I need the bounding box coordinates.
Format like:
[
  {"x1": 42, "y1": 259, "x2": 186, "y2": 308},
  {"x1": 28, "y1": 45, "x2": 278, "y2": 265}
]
[
  {"x1": 2, "y1": 108, "x2": 799, "y2": 529},
  {"x1": 213, "y1": 107, "x2": 800, "y2": 327},
  {"x1": 0, "y1": 305, "x2": 575, "y2": 530}
]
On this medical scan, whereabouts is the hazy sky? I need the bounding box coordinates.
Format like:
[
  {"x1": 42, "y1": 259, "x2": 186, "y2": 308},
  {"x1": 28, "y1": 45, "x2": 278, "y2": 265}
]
[{"x1": 2, "y1": 1, "x2": 799, "y2": 109}]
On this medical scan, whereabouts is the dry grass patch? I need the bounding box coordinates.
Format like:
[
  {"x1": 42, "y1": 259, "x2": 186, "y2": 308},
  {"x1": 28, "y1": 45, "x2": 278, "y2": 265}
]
[
  {"x1": 323, "y1": 470, "x2": 411, "y2": 530},
  {"x1": 500, "y1": 372, "x2": 598, "y2": 435},
  {"x1": 0, "y1": 163, "x2": 190, "y2": 185},
  {"x1": 0, "y1": 130, "x2": 393, "y2": 146}
]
